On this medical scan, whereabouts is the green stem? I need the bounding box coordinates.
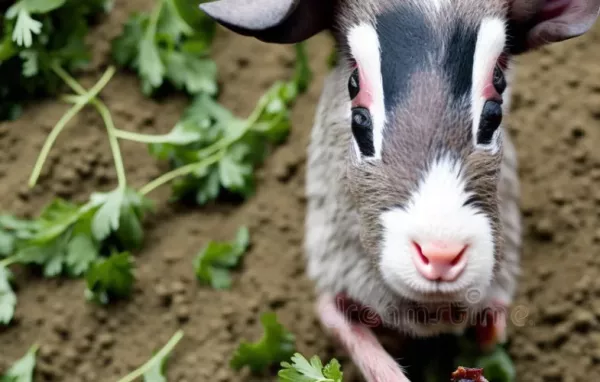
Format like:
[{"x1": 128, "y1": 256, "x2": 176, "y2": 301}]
[
  {"x1": 137, "y1": 81, "x2": 271, "y2": 196},
  {"x1": 139, "y1": 151, "x2": 223, "y2": 196},
  {"x1": 146, "y1": 0, "x2": 163, "y2": 41},
  {"x1": 52, "y1": 64, "x2": 127, "y2": 190},
  {"x1": 116, "y1": 330, "x2": 184, "y2": 382},
  {"x1": 92, "y1": 100, "x2": 127, "y2": 190},
  {"x1": 29, "y1": 65, "x2": 116, "y2": 188},
  {"x1": 112, "y1": 129, "x2": 179, "y2": 144},
  {"x1": 0, "y1": 256, "x2": 18, "y2": 268}
]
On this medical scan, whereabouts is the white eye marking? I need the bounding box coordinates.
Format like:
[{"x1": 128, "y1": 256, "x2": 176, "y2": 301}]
[
  {"x1": 347, "y1": 23, "x2": 386, "y2": 162},
  {"x1": 471, "y1": 17, "x2": 506, "y2": 153}
]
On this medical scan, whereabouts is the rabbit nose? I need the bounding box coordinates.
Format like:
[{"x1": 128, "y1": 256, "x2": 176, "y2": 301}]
[{"x1": 412, "y1": 241, "x2": 468, "y2": 281}]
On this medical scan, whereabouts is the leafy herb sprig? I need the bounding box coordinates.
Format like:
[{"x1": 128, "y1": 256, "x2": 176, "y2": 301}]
[
  {"x1": 0, "y1": 343, "x2": 38, "y2": 381},
  {"x1": 0, "y1": 0, "x2": 112, "y2": 121},
  {"x1": 142, "y1": 43, "x2": 312, "y2": 204},
  {"x1": 279, "y1": 353, "x2": 344, "y2": 382},
  {"x1": 111, "y1": 0, "x2": 217, "y2": 96},
  {"x1": 194, "y1": 226, "x2": 250, "y2": 289},
  {"x1": 230, "y1": 312, "x2": 296, "y2": 374}
]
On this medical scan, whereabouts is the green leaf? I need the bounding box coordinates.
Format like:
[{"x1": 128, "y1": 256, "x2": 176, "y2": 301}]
[
  {"x1": 218, "y1": 152, "x2": 252, "y2": 193},
  {"x1": 172, "y1": 0, "x2": 217, "y2": 33},
  {"x1": 85, "y1": 251, "x2": 135, "y2": 304},
  {"x1": 30, "y1": 199, "x2": 88, "y2": 244},
  {"x1": 65, "y1": 234, "x2": 98, "y2": 276},
  {"x1": 165, "y1": 50, "x2": 217, "y2": 95},
  {"x1": 0, "y1": 215, "x2": 38, "y2": 257},
  {"x1": 24, "y1": 0, "x2": 66, "y2": 13},
  {"x1": 278, "y1": 353, "x2": 343, "y2": 382},
  {"x1": 1, "y1": 344, "x2": 38, "y2": 382},
  {"x1": 19, "y1": 50, "x2": 38, "y2": 77},
  {"x1": 142, "y1": 353, "x2": 168, "y2": 382},
  {"x1": 231, "y1": 312, "x2": 296, "y2": 373},
  {"x1": 90, "y1": 187, "x2": 152, "y2": 248},
  {"x1": 156, "y1": 0, "x2": 193, "y2": 40},
  {"x1": 292, "y1": 43, "x2": 312, "y2": 94},
  {"x1": 111, "y1": 0, "x2": 217, "y2": 97},
  {"x1": 476, "y1": 347, "x2": 516, "y2": 382},
  {"x1": 111, "y1": 13, "x2": 147, "y2": 66},
  {"x1": 0, "y1": 266, "x2": 17, "y2": 325},
  {"x1": 8, "y1": 4, "x2": 43, "y2": 48},
  {"x1": 138, "y1": 37, "x2": 165, "y2": 92},
  {"x1": 193, "y1": 226, "x2": 250, "y2": 289},
  {"x1": 147, "y1": 39, "x2": 311, "y2": 205},
  {"x1": 90, "y1": 188, "x2": 124, "y2": 242}
]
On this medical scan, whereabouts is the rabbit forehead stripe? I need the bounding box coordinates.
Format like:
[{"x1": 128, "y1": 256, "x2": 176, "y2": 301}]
[
  {"x1": 347, "y1": 24, "x2": 386, "y2": 160},
  {"x1": 379, "y1": 155, "x2": 495, "y2": 300}
]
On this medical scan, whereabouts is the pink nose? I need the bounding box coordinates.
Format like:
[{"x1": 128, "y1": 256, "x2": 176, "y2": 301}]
[{"x1": 412, "y1": 241, "x2": 468, "y2": 281}]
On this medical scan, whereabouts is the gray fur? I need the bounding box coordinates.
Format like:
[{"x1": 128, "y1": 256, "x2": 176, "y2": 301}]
[
  {"x1": 199, "y1": 0, "x2": 599, "y2": 378},
  {"x1": 304, "y1": 63, "x2": 521, "y2": 337}
]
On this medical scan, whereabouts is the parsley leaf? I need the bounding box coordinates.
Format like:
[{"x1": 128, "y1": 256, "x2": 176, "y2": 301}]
[
  {"x1": 111, "y1": 0, "x2": 216, "y2": 96},
  {"x1": 278, "y1": 353, "x2": 344, "y2": 382},
  {"x1": 0, "y1": 215, "x2": 38, "y2": 257},
  {"x1": 230, "y1": 312, "x2": 296, "y2": 373},
  {"x1": 85, "y1": 251, "x2": 134, "y2": 304},
  {"x1": 475, "y1": 346, "x2": 515, "y2": 382},
  {"x1": 147, "y1": 43, "x2": 312, "y2": 204},
  {"x1": 193, "y1": 226, "x2": 249, "y2": 289},
  {"x1": 13, "y1": 199, "x2": 98, "y2": 277},
  {"x1": 0, "y1": 265, "x2": 17, "y2": 325},
  {"x1": 89, "y1": 187, "x2": 154, "y2": 250},
  {"x1": 1, "y1": 0, "x2": 111, "y2": 121},
  {"x1": 1, "y1": 344, "x2": 38, "y2": 382}
]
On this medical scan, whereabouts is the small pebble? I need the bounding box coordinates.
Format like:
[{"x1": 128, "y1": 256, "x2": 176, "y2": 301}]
[
  {"x1": 97, "y1": 333, "x2": 115, "y2": 348},
  {"x1": 573, "y1": 309, "x2": 596, "y2": 331},
  {"x1": 533, "y1": 218, "x2": 554, "y2": 241},
  {"x1": 176, "y1": 306, "x2": 190, "y2": 323},
  {"x1": 171, "y1": 281, "x2": 187, "y2": 295}
]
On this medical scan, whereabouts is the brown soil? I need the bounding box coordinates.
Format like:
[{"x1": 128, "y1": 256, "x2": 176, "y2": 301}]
[{"x1": 1, "y1": 1, "x2": 600, "y2": 381}]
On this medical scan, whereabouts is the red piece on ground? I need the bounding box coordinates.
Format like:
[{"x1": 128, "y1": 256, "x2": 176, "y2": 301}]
[{"x1": 451, "y1": 366, "x2": 489, "y2": 382}]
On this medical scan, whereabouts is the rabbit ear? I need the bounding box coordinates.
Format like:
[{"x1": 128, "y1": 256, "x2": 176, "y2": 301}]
[
  {"x1": 199, "y1": 0, "x2": 334, "y2": 44},
  {"x1": 508, "y1": 0, "x2": 600, "y2": 54}
]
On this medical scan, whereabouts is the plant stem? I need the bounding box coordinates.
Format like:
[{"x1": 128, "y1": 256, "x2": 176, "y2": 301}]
[
  {"x1": 116, "y1": 330, "x2": 184, "y2": 382},
  {"x1": 92, "y1": 100, "x2": 127, "y2": 190},
  {"x1": 139, "y1": 151, "x2": 223, "y2": 196},
  {"x1": 52, "y1": 64, "x2": 128, "y2": 190},
  {"x1": 0, "y1": 256, "x2": 18, "y2": 268},
  {"x1": 137, "y1": 82, "x2": 273, "y2": 196},
  {"x1": 29, "y1": 65, "x2": 116, "y2": 188},
  {"x1": 112, "y1": 129, "x2": 178, "y2": 144}
]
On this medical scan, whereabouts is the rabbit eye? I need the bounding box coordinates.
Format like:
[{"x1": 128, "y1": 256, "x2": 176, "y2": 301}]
[
  {"x1": 477, "y1": 100, "x2": 502, "y2": 146},
  {"x1": 492, "y1": 65, "x2": 506, "y2": 95},
  {"x1": 351, "y1": 107, "x2": 374, "y2": 157},
  {"x1": 348, "y1": 68, "x2": 360, "y2": 100}
]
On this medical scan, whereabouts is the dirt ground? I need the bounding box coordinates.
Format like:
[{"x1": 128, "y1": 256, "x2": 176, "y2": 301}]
[{"x1": 1, "y1": 1, "x2": 600, "y2": 381}]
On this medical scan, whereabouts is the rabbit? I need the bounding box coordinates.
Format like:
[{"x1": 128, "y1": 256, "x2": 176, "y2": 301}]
[{"x1": 199, "y1": 0, "x2": 600, "y2": 380}]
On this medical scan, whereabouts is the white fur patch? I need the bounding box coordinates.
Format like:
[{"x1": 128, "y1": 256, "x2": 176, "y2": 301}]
[
  {"x1": 378, "y1": 156, "x2": 495, "y2": 302},
  {"x1": 471, "y1": 17, "x2": 506, "y2": 153},
  {"x1": 347, "y1": 23, "x2": 386, "y2": 161}
]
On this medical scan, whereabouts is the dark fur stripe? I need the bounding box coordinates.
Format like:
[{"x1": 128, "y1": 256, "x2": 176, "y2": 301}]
[
  {"x1": 443, "y1": 23, "x2": 478, "y2": 100},
  {"x1": 375, "y1": 5, "x2": 434, "y2": 113}
]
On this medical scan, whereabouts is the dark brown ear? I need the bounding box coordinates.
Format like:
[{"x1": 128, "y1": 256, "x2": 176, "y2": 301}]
[
  {"x1": 199, "y1": 0, "x2": 334, "y2": 44},
  {"x1": 507, "y1": 0, "x2": 600, "y2": 54}
]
